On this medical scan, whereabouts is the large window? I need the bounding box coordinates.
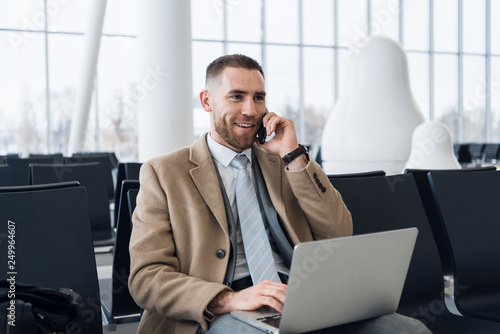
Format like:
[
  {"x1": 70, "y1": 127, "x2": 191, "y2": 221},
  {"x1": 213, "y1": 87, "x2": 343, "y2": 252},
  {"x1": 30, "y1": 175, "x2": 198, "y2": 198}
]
[
  {"x1": 0, "y1": 0, "x2": 138, "y2": 160},
  {"x1": 192, "y1": 0, "x2": 500, "y2": 150},
  {"x1": 1, "y1": 0, "x2": 499, "y2": 159}
]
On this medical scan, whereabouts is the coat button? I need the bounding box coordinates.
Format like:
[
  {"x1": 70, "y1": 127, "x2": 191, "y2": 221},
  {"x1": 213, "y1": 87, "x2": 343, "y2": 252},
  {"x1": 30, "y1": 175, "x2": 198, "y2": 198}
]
[{"x1": 216, "y1": 249, "x2": 226, "y2": 259}]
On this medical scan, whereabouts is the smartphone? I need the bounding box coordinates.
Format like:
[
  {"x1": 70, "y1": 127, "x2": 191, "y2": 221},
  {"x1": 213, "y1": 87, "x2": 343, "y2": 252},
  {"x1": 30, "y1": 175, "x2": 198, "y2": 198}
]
[{"x1": 255, "y1": 111, "x2": 267, "y2": 144}]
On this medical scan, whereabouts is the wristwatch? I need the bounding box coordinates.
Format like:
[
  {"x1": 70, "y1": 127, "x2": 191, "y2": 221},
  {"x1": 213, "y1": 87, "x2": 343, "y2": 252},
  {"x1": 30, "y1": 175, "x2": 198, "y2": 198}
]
[
  {"x1": 281, "y1": 144, "x2": 308, "y2": 165},
  {"x1": 203, "y1": 308, "x2": 215, "y2": 319}
]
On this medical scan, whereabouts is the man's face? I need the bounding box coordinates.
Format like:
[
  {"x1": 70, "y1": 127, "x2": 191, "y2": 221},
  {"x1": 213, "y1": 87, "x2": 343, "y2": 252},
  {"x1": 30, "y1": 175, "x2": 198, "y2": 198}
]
[{"x1": 204, "y1": 67, "x2": 266, "y2": 152}]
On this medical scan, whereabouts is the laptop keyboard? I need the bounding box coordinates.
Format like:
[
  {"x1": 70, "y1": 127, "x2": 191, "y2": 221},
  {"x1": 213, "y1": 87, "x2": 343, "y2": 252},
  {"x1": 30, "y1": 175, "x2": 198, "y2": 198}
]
[{"x1": 257, "y1": 314, "x2": 282, "y2": 329}]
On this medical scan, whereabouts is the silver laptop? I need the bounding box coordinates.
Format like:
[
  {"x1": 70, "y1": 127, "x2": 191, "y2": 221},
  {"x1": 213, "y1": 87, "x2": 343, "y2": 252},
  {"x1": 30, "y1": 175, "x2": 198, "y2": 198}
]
[{"x1": 231, "y1": 227, "x2": 418, "y2": 334}]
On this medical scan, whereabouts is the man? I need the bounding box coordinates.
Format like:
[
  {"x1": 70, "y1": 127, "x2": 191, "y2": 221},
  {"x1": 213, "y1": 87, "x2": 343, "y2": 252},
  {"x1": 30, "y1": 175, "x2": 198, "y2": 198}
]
[{"x1": 129, "y1": 54, "x2": 430, "y2": 334}]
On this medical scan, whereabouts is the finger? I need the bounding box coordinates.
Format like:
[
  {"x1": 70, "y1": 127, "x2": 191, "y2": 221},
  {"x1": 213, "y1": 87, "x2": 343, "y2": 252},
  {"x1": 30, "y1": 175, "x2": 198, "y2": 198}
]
[
  {"x1": 259, "y1": 280, "x2": 287, "y2": 293},
  {"x1": 255, "y1": 280, "x2": 286, "y2": 290},
  {"x1": 232, "y1": 282, "x2": 287, "y2": 312},
  {"x1": 255, "y1": 281, "x2": 287, "y2": 304},
  {"x1": 264, "y1": 114, "x2": 280, "y2": 136},
  {"x1": 261, "y1": 296, "x2": 284, "y2": 313},
  {"x1": 262, "y1": 111, "x2": 275, "y2": 128}
]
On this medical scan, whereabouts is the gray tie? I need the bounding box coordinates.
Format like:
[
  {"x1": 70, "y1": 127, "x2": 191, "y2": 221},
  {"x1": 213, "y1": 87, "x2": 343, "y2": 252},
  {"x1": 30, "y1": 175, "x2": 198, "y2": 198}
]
[{"x1": 230, "y1": 154, "x2": 280, "y2": 284}]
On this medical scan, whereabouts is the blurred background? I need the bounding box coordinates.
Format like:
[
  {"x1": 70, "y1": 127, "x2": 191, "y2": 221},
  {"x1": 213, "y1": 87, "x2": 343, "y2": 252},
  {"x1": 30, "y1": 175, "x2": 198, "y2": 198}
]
[{"x1": 1, "y1": 0, "x2": 499, "y2": 161}]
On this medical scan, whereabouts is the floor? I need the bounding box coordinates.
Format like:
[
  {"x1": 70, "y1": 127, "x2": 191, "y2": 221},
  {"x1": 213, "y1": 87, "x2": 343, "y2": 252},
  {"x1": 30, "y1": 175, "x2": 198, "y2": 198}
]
[{"x1": 95, "y1": 249, "x2": 140, "y2": 334}]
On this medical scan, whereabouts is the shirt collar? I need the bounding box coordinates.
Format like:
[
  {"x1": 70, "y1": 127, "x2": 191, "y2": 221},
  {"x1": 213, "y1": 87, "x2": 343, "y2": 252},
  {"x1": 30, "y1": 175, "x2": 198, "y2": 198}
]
[{"x1": 207, "y1": 133, "x2": 253, "y2": 167}]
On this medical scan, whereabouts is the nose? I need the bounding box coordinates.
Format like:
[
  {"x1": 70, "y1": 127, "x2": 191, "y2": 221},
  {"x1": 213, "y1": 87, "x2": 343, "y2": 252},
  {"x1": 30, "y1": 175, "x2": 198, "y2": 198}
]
[{"x1": 241, "y1": 99, "x2": 257, "y2": 116}]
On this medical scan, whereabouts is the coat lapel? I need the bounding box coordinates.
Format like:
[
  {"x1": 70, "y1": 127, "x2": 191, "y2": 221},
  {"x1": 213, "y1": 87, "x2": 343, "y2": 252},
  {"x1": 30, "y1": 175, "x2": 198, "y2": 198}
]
[{"x1": 189, "y1": 134, "x2": 229, "y2": 238}]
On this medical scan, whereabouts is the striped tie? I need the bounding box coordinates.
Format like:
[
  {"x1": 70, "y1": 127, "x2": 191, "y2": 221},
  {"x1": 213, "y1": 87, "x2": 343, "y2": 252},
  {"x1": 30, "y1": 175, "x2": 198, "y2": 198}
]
[{"x1": 230, "y1": 154, "x2": 280, "y2": 285}]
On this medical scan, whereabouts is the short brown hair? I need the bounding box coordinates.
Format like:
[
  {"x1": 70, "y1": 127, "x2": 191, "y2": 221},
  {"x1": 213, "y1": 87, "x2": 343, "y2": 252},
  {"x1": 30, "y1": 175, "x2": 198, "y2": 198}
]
[{"x1": 205, "y1": 54, "x2": 264, "y2": 86}]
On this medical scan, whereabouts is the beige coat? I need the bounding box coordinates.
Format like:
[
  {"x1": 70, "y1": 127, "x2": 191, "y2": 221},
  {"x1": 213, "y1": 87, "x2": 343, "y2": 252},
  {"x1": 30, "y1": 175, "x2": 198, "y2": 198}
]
[{"x1": 128, "y1": 134, "x2": 352, "y2": 334}]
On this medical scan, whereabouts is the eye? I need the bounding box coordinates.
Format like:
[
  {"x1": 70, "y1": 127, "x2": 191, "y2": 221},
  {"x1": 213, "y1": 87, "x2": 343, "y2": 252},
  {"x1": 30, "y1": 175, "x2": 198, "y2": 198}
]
[
  {"x1": 231, "y1": 94, "x2": 243, "y2": 100},
  {"x1": 254, "y1": 95, "x2": 265, "y2": 101}
]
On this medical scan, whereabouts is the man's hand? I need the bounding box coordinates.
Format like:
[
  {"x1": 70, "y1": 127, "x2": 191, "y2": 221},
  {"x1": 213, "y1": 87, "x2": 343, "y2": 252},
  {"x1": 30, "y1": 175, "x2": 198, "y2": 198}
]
[
  {"x1": 260, "y1": 111, "x2": 308, "y2": 170},
  {"x1": 207, "y1": 280, "x2": 287, "y2": 315}
]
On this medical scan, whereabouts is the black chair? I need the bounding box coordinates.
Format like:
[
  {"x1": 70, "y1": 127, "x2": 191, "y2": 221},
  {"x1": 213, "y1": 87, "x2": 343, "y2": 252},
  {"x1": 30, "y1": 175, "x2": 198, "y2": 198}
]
[
  {"x1": 428, "y1": 170, "x2": 500, "y2": 322},
  {"x1": 113, "y1": 162, "x2": 142, "y2": 226},
  {"x1": 66, "y1": 154, "x2": 116, "y2": 200},
  {"x1": 328, "y1": 170, "x2": 386, "y2": 180},
  {"x1": 1, "y1": 153, "x2": 19, "y2": 162},
  {"x1": 483, "y1": 143, "x2": 500, "y2": 164},
  {"x1": 128, "y1": 188, "x2": 139, "y2": 218},
  {"x1": 456, "y1": 143, "x2": 486, "y2": 166},
  {"x1": 29, "y1": 162, "x2": 115, "y2": 247},
  {"x1": 329, "y1": 174, "x2": 500, "y2": 332},
  {"x1": 0, "y1": 182, "x2": 103, "y2": 333},
  {"x1": 70, "y1": 152, "x2": 118, "y2": 168},
  {"x1": 315, "y1": 146, "x2": 322, "y2": 167},
  {"x1": 29, "y1": 153, "x2": 64, "y2": 163},
  {"x1": 468, "y1": 143, "x2": 486, "y2": 164},
  {"x1": 4, "y1": 156, "x2": 59, "y2": 186},
  {"x1": 0, "y1": 164, "x2": 12, "y2": 186},
  {"x1": 101, "y1": 180, "x2": 141, "y2": 328},
  {"x1": 456, "y1": 144, "x2": 472, "y2": 165},
  {"x1": 404, "y1": 167, "x2": 496, "y2": 276}
]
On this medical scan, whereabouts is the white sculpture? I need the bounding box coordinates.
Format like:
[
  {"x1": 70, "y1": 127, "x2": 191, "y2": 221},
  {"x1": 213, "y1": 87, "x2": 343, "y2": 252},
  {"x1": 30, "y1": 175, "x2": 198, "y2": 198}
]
[
  {"x1": 403, "y1": 121, "x2": 461, "y2": 170},
  {"x1": 321, "y1": 36, "x2": 424, "y2": 175}
]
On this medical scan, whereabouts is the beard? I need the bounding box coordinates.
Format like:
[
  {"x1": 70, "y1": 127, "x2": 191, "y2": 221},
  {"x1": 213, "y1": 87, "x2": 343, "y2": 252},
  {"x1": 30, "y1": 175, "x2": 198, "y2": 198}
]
[{"x1": 213, "y1": 114, "x2": 259, "y2": 151}]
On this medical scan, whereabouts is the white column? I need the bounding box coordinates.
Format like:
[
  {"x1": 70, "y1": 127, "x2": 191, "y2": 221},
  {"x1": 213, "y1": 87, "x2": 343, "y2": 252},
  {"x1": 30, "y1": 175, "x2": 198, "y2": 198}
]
[
  {"x1": 68, "y1": 0, "x2": 107, "y2": 154},
  {"x1": 137, "y1": 0, "x2": 194, "y2": 162}
]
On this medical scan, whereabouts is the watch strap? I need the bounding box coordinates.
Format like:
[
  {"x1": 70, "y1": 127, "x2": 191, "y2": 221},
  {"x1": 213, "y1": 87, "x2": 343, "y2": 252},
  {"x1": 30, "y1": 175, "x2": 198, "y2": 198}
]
[{"x1": 281, "y1": 144, "x2": 308, "y2": 165}]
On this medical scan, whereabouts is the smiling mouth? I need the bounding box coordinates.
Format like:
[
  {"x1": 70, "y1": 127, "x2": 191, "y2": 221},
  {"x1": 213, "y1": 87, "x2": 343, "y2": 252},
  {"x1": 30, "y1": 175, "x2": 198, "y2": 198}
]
[{"x1": 235, "y1": 123, "x2": 254, "y2": 128}]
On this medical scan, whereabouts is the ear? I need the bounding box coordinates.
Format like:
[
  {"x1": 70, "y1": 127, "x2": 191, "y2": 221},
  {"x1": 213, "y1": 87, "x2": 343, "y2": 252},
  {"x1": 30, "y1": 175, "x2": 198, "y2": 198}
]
[{"x1": 200, "y1": 90, "x2": 212, "y2": 112}]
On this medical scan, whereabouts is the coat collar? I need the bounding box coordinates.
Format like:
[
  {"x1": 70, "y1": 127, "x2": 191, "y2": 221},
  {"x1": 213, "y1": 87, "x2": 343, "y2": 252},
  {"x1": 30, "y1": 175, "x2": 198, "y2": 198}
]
[
  {"x1": 188, "y1": 133, "x2": 285, "y2": 238},
  {"x1": 188, "y1": 133, "x2": 229, "y2": 237}
]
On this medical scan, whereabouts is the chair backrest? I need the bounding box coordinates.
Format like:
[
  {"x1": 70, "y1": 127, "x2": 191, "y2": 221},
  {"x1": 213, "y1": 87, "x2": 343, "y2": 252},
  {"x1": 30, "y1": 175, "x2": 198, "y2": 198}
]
[
  {"x1": 66, "y1": 154, "x2": 115, "y2": 200},
  {"x1": 0, "y1": 182, "x2": 103, "y2": 333},
  {"x1": 1, "y1": 154, "x2": 19, "y2": 163},
  {"x1": 4, "y1": 156, "x2": 59, "y2": 186},
  {"x1": 107, "y1": 152, "x2": 119, "y2": 169},
  {"x1": 70, "y1": 152, "x2": 118, "y2": 168},
  {"x1": 107, "y1": 180, "x2": 141, "y2": 317},
  {"x1": 404, "y1": 166, "x2": 497, "y2": 276},
  {"x1": 468, "y1": 143, "x2": 485, "y2": 164},
  {"x1": 113, "y1": 162, "x2": 142, "y2": 226},
  {"x1": 0, "y1": 181, "x2": 81, "y2": 193},
  {"x1": 329, "y1": 174, "x2": 443, "y2": 311},
  {"x1": 328, "y1": 170, "x2": 386, "y2": 180},
  {"x1": 124, "y1": 162, "x2": 141, "y2": 179},
  {"x1": 428, "y1": 170, "x2": 500, "y2": 317},
  {"x1": 483, "y1": 143, "x2": 500, "y2": 163},
  {"x1": 29, "y1": 163, "x2": 113, "y2": 242},
  {"x1": 128, "y1": 188, "x2": 139, "y2": 219},
  {"x1": 456, "y1": 144, "x2": 472, "y2": 164},
  {"x1": 0, "y1": 164, "x2": 12, "y2": 186},
  {"x1": 29, "y1": 153, "x2": 64, "y2": 163},
  {"x1": 456, "y1": 143, "x2": 486, "y2": 166}
]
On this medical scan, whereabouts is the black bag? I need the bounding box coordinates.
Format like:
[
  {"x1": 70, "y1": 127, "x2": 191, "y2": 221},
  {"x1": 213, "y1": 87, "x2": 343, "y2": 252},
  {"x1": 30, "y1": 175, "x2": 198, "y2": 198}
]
[{"x1": 0, "y1": 280, "x2": 84, "y2": 334}]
